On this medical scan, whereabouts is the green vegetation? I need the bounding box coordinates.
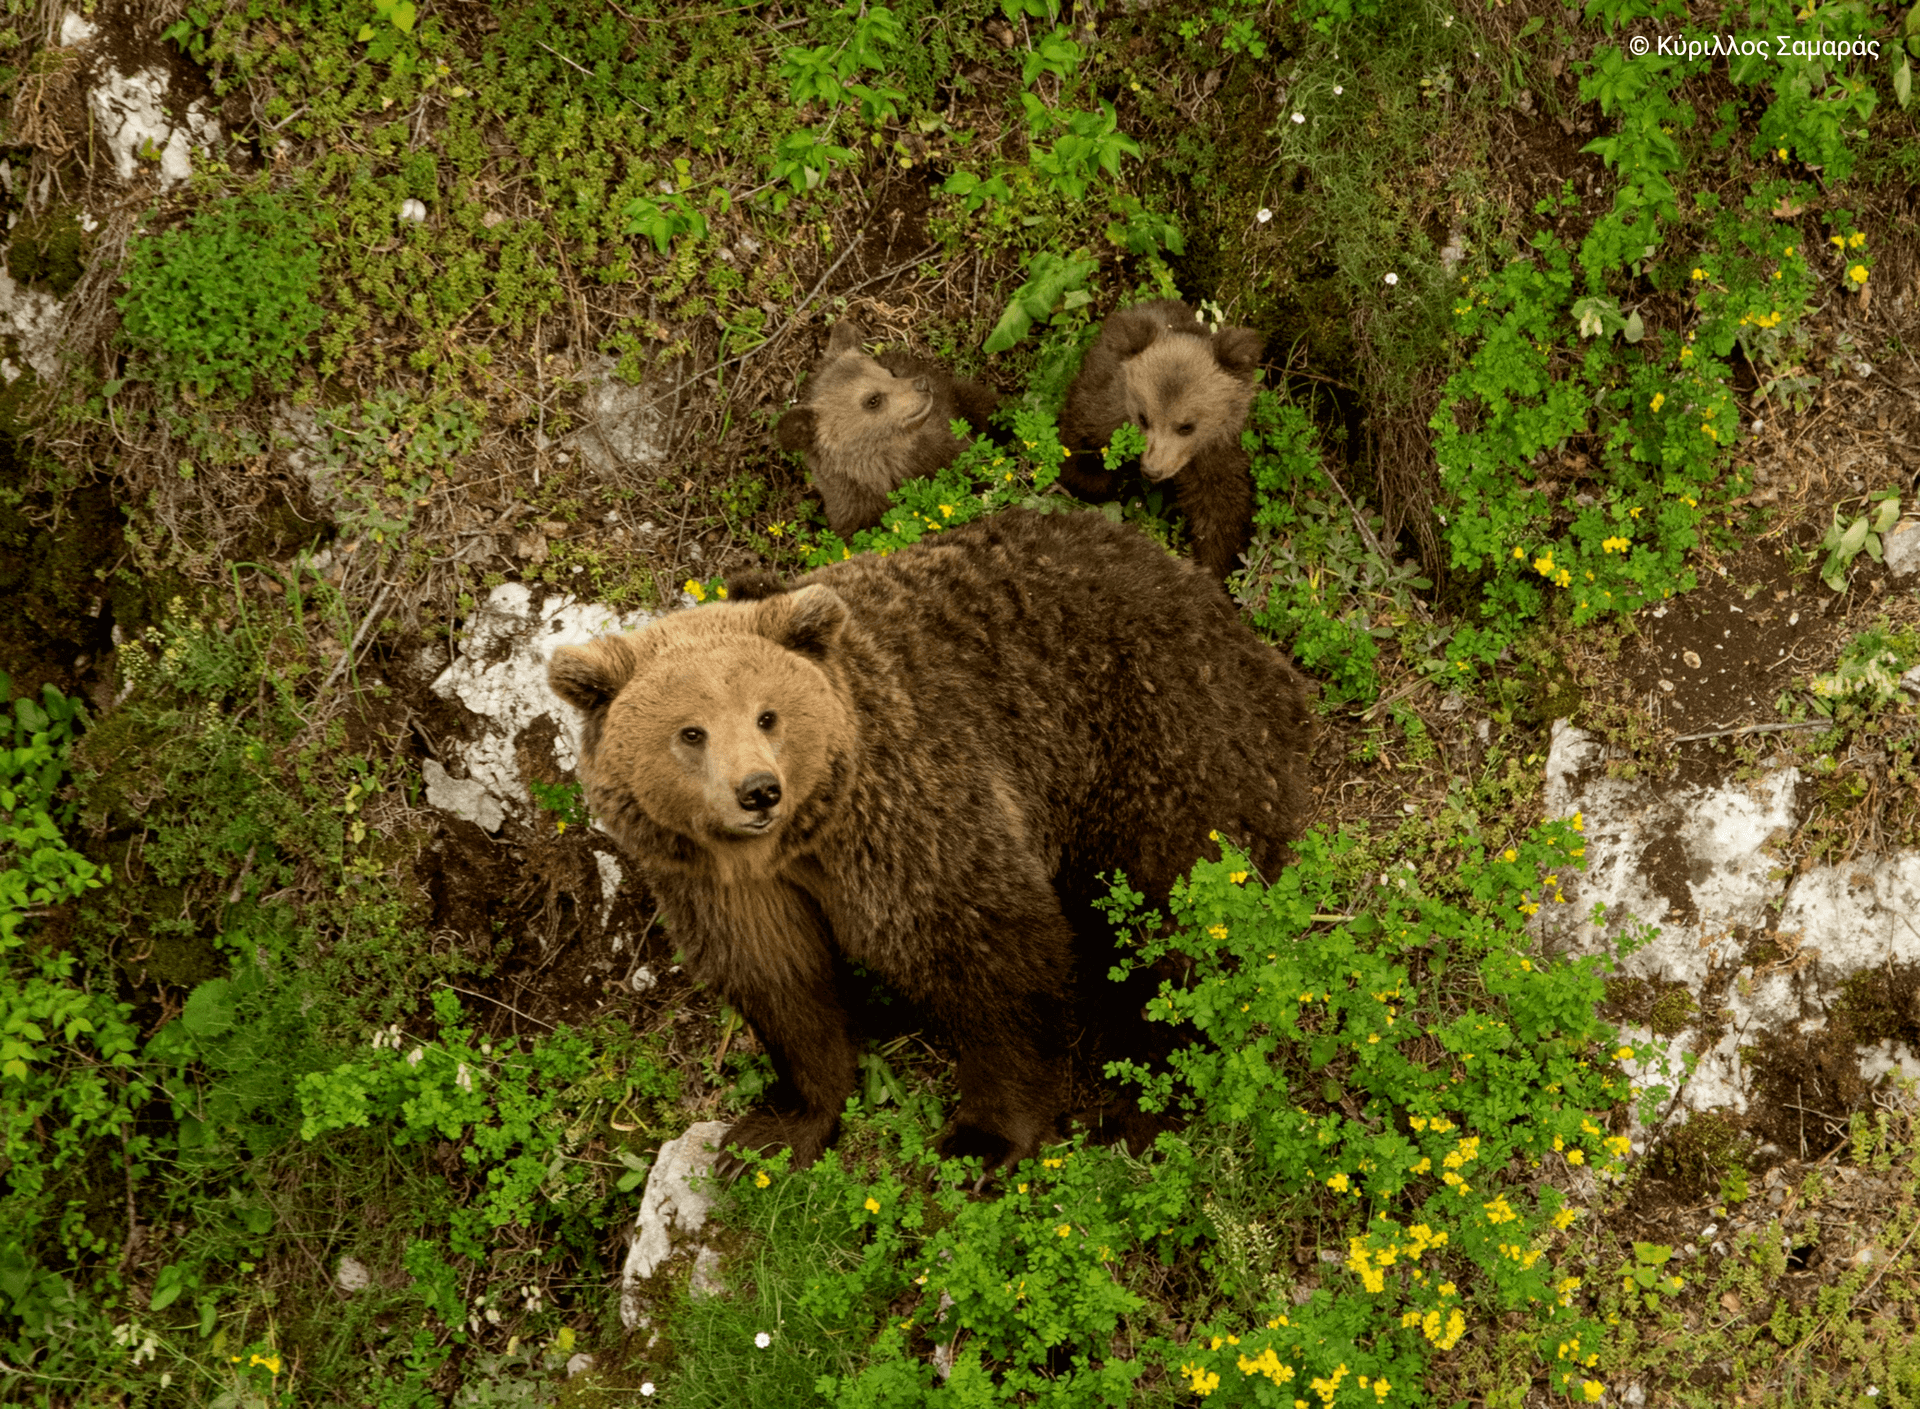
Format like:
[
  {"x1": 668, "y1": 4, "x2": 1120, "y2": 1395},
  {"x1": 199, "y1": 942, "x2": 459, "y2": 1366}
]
[{"x1": 117, "y1": 193, "x2": 326, "y2": 401}]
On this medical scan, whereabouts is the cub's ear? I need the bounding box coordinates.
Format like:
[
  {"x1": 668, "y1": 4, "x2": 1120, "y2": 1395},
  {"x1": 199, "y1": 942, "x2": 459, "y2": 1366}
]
[
  {"x1": 549, "y1": 637, "x2": 639, "y2": 716},
  {"x1": 1212, "y1": 327, "x2": 1265, "y2": 380},
  {"x1": 767, "y1": 584, "x2": 848, "y2": 661},
  {"x1": 1105, "y1": 307, "x2": 1163, "y2": 360},
  {"x1": 777, "y1": 407, "x2": 817, "y2": 454},
  {"x1": 825, "y1": 320, "x2": 866, "y2": 357},
  {"x1": 726, "y1": 569, "x2": 790, "y2": 602}
]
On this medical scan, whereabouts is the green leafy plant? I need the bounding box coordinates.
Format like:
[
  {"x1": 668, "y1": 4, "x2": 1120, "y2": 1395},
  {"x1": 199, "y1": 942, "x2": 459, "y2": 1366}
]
[
  {"x1": 116, "y1": 193, "x2": 325, "y2": 401},
  {"x1": 1808, "y1": 618, "x2": 1920, "y2": 714},
  {"x1": 982, "y1": 250, "x2": 1097, "y2": 354},
  {"x1": 622, "y1": 192, "x2": 710, "y2": 256},
  {"x1": 1107, "y1": 817, "x2": 1659, "y2": 1406},
  {"x1": 1819, "y1": 494, "x2": 1901, "y2": 592},
  {"x1": 528, "y1": 778, "x2": 589, "y2": 832}
]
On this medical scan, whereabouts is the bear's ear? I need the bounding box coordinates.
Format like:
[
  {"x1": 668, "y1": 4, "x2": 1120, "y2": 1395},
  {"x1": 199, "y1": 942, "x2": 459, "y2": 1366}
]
[
  {"x1": 824, "y1": 320, "x2": 865, "y2": 357},
  {"x1": 1106, "y1": 307, "x2": 1163, "y2": 360},
  {"x1": 1212, "y1": 327, "x2": 1265, "y2": 380},
  {"x1": 767, "y1": 584, "x2": 849, "y2": 661},
  {"x1": 776, "y1": 407, "x2": 816, "y2": 454},
  {"x1": 549, "y1": 637, "x2": 639, "y2": 716},
  {"x1": 727, "y1": 569, "x2": 790, "y2": 602}
]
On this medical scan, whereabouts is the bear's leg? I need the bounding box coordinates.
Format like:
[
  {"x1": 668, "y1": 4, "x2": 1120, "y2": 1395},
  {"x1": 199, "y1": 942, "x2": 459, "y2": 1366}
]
[
  {"x1": 1176, "y1": 448, "x2": 1255, "y2": 583},
  {"x1": 928, "y1": 916, "x2": 1072, "y2": 1175},
  {"x1": 1056, "y1": 448, "x2": 1125, "y2": 503},
  {"x1": 704, "y1": 899, "x2": 861, "y2": 1179}
]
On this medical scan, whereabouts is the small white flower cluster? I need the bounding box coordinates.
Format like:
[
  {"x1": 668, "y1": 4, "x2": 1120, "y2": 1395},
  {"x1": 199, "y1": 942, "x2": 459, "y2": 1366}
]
[
  {"x1": 755, "y1": 1331, "x2": 773, "y2": 1349},
  {"x1": 521, "y1": 1283, "x2": 544, "y2": 1314},
  {"x1": 368, "y1": 1023, "x2": 406, "y2": 1049},
  {"x1": 112, "y1": 1321, "x2": 159, "y2": 1365}
]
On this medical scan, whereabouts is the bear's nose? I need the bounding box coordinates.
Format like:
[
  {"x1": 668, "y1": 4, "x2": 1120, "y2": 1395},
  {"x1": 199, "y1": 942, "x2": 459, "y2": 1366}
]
[{"x1": 736, "y1": 773, "x2": 782, "y2": 812}]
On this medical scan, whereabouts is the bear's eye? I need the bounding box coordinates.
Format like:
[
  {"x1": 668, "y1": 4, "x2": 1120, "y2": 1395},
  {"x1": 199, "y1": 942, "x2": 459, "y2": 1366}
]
[
  {"x1": 680, "y1": 726, "x2": 707, "y2": 747},
  {"x1": 1137, "y1": 413, "x2": 1151, "y2": 430},
  {"x1": 863, "y1": 392, "x2": 883, "y2": 411},
  {"x1": 1177, "y1": 422, "x2": 1196, "y2": 436},
  {"x1": 757, "y1": 711, "x2": 778, "y2": 731}
]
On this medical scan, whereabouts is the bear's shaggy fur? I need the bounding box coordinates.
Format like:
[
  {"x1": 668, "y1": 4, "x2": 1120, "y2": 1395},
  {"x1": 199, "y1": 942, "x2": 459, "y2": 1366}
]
[
  {"x1": 549, "y1": 509, "x2": 1312, "y2": 1175},
  {"x1": 1057, "y1": 299, "x2": 1264, "y2": 583},
  {"x1": 777, "y1": 321, "x2": 1001, "y2": 538}
]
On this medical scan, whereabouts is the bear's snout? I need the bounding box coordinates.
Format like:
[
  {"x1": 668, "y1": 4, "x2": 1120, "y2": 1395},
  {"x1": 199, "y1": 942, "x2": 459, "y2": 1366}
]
[{"x1": 736, "y1": 772, "x2": 783, "y2": 815}]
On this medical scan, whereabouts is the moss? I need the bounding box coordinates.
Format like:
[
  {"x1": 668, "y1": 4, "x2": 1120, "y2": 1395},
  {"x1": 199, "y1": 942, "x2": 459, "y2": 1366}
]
[
  {"x1": 1648, "y1": 986, "x2": 1699, "y2": 1038},
  {"x1": 1651, "y1": 1111, "x2": 1752, "y2": 1202},
  {"x1": 5, "y1": 205, "x2": 87, "y2": 297}
]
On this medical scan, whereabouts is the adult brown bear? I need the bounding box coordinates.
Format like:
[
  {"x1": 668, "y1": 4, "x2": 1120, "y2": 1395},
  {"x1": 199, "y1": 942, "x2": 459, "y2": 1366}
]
[
  {"x1": 548, "y1": 509, "x2": 1312, "y2": 1176},
  {"x1": 776, "y1": 320, "x2": 1001, "y2": 538},
  {"x1": 1058, "y1": 299, "x2": 1264, "y2": 584}
]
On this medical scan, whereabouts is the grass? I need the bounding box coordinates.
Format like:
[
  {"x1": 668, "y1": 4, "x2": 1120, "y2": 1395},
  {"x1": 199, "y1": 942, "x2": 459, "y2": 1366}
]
[{"x1": 1, "y1": 0, "x2": 1919, "y2": 1403}]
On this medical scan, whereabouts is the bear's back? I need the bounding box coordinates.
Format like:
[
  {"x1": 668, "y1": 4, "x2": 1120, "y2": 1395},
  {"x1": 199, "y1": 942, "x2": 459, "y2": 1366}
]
[{"x1": 795, "y1": 509, "x2": 1312, "y2": 883}]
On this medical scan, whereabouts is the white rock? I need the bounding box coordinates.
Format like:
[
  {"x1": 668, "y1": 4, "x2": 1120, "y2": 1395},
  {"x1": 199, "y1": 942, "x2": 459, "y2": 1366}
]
[
  {"x1": 1883, "y1": 521, "x2": 1920, "y2": 578},
  {"x1": 88, "y1": 68, "x2": 219, "y2": 189},
  {"x1": 619, "y1": 1120, "x2": 730, "y2": 1329},
  {"x1": 335, "y1": 1256, "x2": 372, "y2": 1293},
  {"x1": 399, "y1": 198, "x2": 428, "y2": 224},
  {"x1": 0, "y1": 267, "x2": 68, "y2": 381},
  {"x1": 59, "y1": 12, "x2": 97, "y2": 45},
  {"x1": 689, "y1": 1244, "x2": 725, "y2": 1299},
  {"x1": 421, "y1": 757, "x2": 504, "y2": 833},
  {"x1": 1538, "y1": 718, "x2": 1920, "y2": 1134},
  {"x1": 594, "y1": 851, "x2": 624, "y2": 926},
  {"x1": 565, "y1": 1353, "x2": 595, "y2": 1377},
  {"x1": 431, "y1": 585, "x2": 655, "y2": 827},
  {"x1": 566, "y1": 356, "x2": 667, "y2": 477}
]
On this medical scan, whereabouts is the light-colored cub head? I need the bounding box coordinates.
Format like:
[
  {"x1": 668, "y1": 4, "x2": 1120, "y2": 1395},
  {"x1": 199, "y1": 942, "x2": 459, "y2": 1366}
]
[
  {"x1": 548, "y1": 587, "x2": 853, "y2": 857},
  {"x1": 777, "y1": 321, "x2": 935, "y2": 478},
  {"x1": 1116, "y1": 317, "x2": 1263, "y2": 482}
]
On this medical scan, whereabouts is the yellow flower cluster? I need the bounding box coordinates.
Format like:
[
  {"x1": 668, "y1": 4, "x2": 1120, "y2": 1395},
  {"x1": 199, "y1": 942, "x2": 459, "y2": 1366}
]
[
  {"x1": 1235, "y1": 1346, "x2": 1296, "y2": 1385},
  {"x1": 1498, "y1": 1239, "x2": 1545, "y2": 1269},
  {"x1": 1401, "y1": 1301, "x2": 1467, "y2": 1350},
  {"x1": 1602, "y1": 535, "x2": 1630, "y2": 554},
  {"x1": 1208, "y1": 924, "x2": 1230, "y2": 940},
  {"x1": 1180, "y1": 1362, "x2": 1222, "y2": 1397},
  {"x1": 1481, "y1": 1195, "x2": 1516, "y2": 1224},
  {"x1": 1309, "y1": 1363, "x2": 1350, "y2": 1404}
]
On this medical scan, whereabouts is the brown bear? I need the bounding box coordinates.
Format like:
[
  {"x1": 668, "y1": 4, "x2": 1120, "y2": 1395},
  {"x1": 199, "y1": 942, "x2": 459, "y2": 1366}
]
[
  {"x1": 776, "y1": 320, "x2": 1001, "y2": 538},
  {"x1": 548, "y1": 508, "x2": 1312, "y2": 1177},
  {"x1": 1057, "y1": 299, "x2": 1264, "y2": 584}
]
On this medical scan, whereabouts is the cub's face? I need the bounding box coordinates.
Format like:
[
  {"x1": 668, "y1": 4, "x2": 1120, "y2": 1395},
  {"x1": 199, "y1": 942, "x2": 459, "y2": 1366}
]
[
  {"x1": 1121, "y1": 339, "x2": 1258, "y2": 482},
  {"x1": 548, "y1": 588, "x2": 852, "y2": 857},
  {"x1": 812, "y1": 351, "x2": 934, "y2": 454},
  {"x1": 776, "y1": 322, "x2": 935, "y2": 470}
]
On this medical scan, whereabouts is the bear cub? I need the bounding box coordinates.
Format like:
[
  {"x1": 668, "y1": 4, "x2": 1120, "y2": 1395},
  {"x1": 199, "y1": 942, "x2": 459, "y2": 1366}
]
[
  {"x1": 777, "y1": 320, "x2": 1000, "y2": 538},
  {"x1": 549, "y1": 509, "x2": 1313, "y2": 1179},
  {"x1": 1058, "y1": 299, "x2": 1264, "y2": 584}
]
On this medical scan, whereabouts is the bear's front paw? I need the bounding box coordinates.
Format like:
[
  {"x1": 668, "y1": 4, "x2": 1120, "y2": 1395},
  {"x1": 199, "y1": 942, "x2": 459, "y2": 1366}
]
[
  {"x1": 713, "y1": 1107, "x2": 839, "y2": 1181},
  {"x1": 934, "y1": 1118, "x2": 1055, "y2": 1188}
]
